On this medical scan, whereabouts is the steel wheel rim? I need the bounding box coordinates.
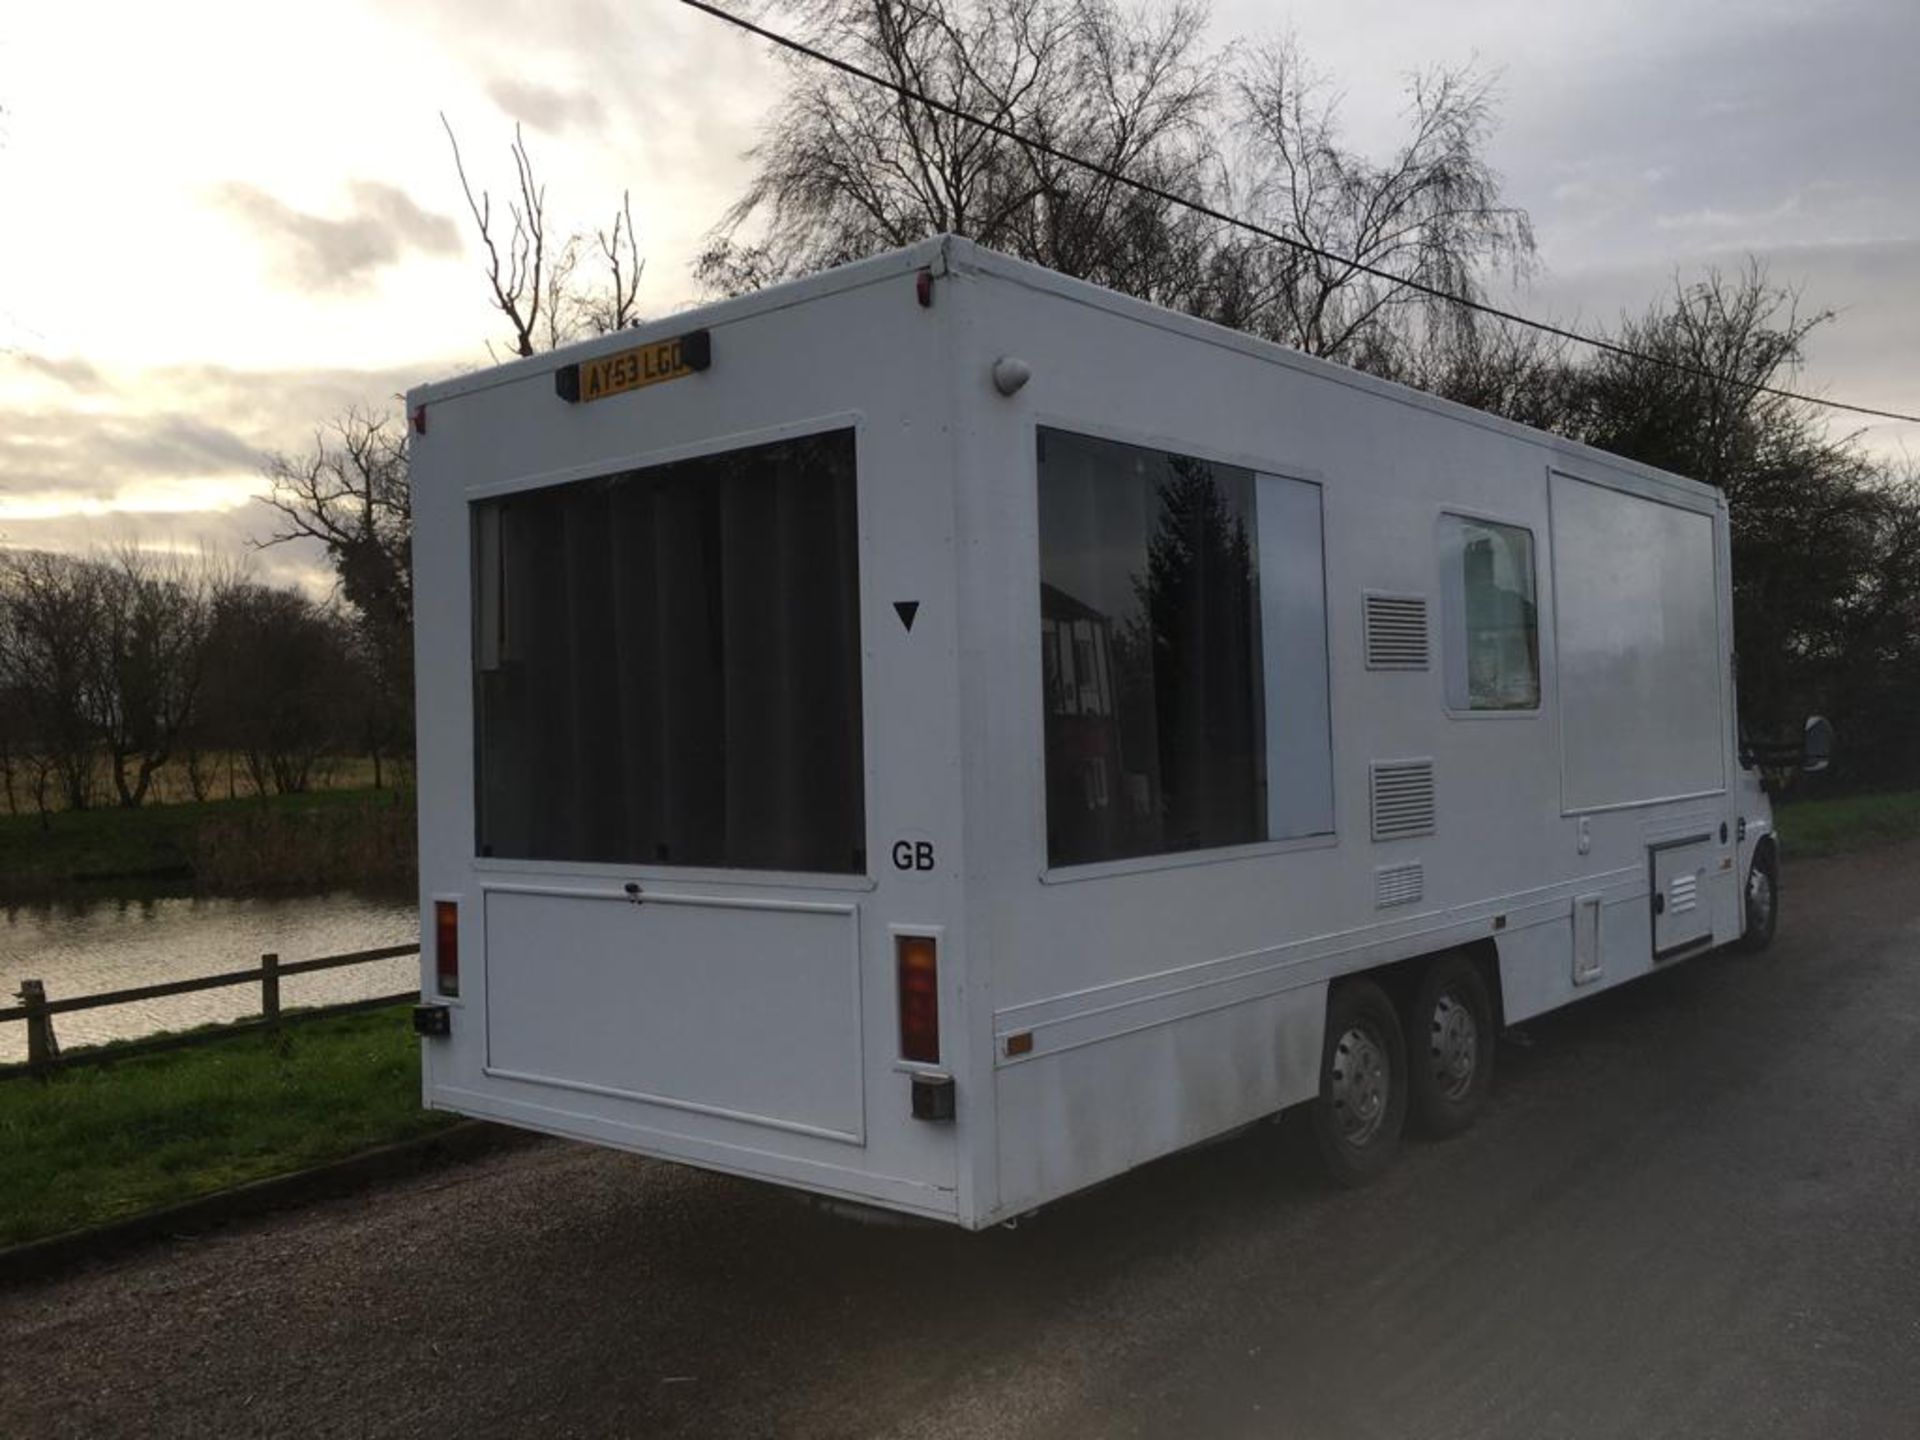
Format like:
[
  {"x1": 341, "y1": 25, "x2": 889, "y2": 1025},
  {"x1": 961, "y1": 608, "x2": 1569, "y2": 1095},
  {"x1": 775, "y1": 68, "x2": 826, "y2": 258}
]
[
  {"x1": 1329, "y1": 1022, "x2": 1391, "y2": 1146},
  {"x1": 1748, "y1": 863, "x2": 1775, "y2": 934},
  {"x1": 1428, "y1": 991, "x2": 1479, "y2": 1102}
]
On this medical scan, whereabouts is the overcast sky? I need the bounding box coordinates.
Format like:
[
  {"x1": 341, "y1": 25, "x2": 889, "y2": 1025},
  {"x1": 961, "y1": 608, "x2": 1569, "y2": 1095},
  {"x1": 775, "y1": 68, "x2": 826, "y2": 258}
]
[{"x1": 3, "y1": 0, "x2": 1915, "y2": 587}]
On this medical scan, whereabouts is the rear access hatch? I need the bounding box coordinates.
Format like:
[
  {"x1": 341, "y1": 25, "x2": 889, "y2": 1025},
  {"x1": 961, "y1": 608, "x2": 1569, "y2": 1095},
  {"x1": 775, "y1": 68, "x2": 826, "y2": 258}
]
[{"x1": 483, "y1": 886, "x2": 865, "y2": 1143}]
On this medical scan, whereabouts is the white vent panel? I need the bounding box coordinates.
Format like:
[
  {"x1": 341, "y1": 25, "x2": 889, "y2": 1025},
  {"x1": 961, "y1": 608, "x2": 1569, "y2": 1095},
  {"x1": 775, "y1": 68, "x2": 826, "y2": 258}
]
[
  {"x1": 1668, "y1": 871, "x2": 1698, "y2": 915},
  {"x1": 1370, "y1": 759, "x2": 1436, "y2": 841},
  {"x1": 1364, "y1": 594, "x2": 1429, "y2": 670},
  {"x1": 1375, "y1": 861, "x2": 1424, "y2": 909}
]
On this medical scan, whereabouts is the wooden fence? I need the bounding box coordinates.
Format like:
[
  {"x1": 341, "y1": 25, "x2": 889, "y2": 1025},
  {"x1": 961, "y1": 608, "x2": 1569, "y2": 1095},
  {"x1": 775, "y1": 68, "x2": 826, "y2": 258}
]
[{"x1": 1, "y1": 943, "x2": 421, "y2": 1079}]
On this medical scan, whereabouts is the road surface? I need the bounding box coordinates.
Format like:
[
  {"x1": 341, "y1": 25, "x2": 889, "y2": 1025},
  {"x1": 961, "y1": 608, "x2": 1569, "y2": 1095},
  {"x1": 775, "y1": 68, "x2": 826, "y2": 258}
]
[{"x1": 4, "y1": 842, "x2": 1917, "y2": 1438}]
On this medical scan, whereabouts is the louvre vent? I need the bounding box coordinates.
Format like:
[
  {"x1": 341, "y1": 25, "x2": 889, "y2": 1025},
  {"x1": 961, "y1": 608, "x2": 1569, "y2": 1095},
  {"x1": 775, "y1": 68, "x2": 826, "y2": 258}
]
[
  {"x1": 1370, "y1": 759, "x2": 1436, "y2": 841},
  {"x1": 1363, "y1": 593, "x2": 1429, "y2": 669},
  {"x1": 1375, "y1": 861, "x2": 1424, "y2": 909},
  {"x1": 1668, "y1": 871, "x2": 1699, "y2": 915}
]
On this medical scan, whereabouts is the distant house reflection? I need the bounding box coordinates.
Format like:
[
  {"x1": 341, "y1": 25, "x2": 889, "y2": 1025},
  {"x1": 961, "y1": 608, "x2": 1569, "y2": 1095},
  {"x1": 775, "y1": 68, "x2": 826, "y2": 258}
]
[
  {"x1": 1039, "y1": 431, "x2": 1264, "y2": 867},
  {"x1": 1042, "y1": 581, "x2": 1129, "y2": 858}
]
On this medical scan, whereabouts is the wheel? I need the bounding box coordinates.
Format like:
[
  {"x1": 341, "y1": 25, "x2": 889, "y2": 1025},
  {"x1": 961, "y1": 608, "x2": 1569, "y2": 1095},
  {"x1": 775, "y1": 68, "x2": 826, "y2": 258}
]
[
  {"x1": 1405, "y1": 953, "x2": 1495, "y2": 1139},
  {"x1": 1736, "y1": 845, "x2": 1778, "y2": 953},
  {"x1": 1309, "y1": 979, "x2": 1407, "y2": 1186}
]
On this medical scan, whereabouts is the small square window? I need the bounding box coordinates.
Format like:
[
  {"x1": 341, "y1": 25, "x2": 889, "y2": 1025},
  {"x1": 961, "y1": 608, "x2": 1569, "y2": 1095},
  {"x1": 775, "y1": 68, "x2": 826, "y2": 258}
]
[{"x1": 1440, "y1": 515, "x2": 1540, "y2": 712}]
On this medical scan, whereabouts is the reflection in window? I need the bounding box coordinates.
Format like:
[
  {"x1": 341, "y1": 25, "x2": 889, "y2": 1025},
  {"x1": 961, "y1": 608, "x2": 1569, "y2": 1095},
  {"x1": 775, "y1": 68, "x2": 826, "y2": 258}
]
[
  {"x1": 1441, "y1": 515, "x2": 1539, "y2": 711},
  {"x1": 1038, "y1": 429, "x2": 1265, "y2": 866}
]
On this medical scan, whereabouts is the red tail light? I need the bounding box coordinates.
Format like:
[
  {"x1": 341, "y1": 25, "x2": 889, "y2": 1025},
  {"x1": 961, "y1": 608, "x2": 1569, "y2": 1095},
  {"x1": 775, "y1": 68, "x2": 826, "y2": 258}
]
[
  {"x1": 434, "y1": 900, "x2": 460, "y2": 998},
  {"x1": 896, "y1": 934, "x2": 940, "y2": 1064}
]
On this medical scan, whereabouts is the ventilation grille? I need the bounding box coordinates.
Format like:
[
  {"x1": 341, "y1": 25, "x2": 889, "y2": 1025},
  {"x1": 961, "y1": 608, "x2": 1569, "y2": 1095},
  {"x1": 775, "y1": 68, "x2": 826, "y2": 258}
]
[
  {"x1": 1375, "y1": 861, "x2": 1424, "y2": 909},
  {"x1": 1668, "y1": 872, "x2": 1699, "y2": 916},
  {"x1": 1370, "y1": 759, "x2": 1436, "y2": 841},
  {"x1": 1364, "y1": 594, "x2": 1429, "y2": 670}
]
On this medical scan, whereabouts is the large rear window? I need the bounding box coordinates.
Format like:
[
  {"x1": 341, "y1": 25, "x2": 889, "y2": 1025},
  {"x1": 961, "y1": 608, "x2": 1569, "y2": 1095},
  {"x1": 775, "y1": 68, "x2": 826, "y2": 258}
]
[{"x1": 473, "y1": 429, "x2": 865, "y2": 873}]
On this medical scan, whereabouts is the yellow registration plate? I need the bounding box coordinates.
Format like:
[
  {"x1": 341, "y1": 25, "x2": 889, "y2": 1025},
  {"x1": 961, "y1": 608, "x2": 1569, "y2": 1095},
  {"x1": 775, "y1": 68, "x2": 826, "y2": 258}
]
[{"x1": 579, "y1": 336, "x2": 698, "y2": 402}]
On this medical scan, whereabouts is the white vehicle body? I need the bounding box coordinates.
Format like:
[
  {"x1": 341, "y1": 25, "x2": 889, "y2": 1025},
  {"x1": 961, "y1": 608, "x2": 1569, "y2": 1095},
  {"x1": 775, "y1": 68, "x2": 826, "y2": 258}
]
[{"x1": 409, "y1": 236, "x2": 1775, "y2": 1229}]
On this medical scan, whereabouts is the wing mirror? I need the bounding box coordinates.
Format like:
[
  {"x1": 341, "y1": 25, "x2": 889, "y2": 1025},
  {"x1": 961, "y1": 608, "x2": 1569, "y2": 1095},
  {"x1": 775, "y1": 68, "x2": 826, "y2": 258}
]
[{"x1": 1802, "y1": 715, "x2": 1835, "y2": 774}]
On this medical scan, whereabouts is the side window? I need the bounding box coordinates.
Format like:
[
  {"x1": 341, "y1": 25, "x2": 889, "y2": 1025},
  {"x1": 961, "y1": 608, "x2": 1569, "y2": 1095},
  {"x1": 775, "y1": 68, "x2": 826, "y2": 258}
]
[
  {"x1": 1038, "y1": 429, "x2": 1264, "y2": 866},
  {"x1": 1440, "y1": 514, "x2": 1540, "y2": 712},
  {"x1": 1036, "y1": 428, "x2": 1333, "y2": 868}
]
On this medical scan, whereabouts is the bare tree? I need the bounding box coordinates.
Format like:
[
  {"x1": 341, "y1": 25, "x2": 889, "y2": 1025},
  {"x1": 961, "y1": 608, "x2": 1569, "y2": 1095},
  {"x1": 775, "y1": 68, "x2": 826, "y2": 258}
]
[
  {"x1": 201, "y1": 584, "x2": 360, "y2": 795},
  {"x1": 0, "y1": 685, "x2": 19, "y2": 815},
  {"x1": 590, "y1": 192, "x2": 644, "y2": 333},
  {"x1": 0, "y1": 549, "x2": 237, "y2": 813},
  {"x1": 1217, "y1": 38, "x2": 1535, "y2": 367},
  {"x1": 443, "y1": 118, "x2": 649, "y2": 356},
  {"x1": 256, "y1": 409, "x2": 413, "y2": 787},
  {"x1": 444, "y1": 118, "x2": 550, "y2": 358},
  {"x1": 1559, "y1": 261, "x2": 1830, "y2": 492},
  {"x1": 700, "y1": 0, "x2": 1222, "y2": 304},
  {"x1": 258, "y1": 410, "x2": 412, "y2": 624},
  {"x1": 1405, "y1": 314, "x2": 1571, "y2": 433},
  {"x1": 0, "y1": 552, "x2": 102, "y2": 813},
  {"x1": 703, "y1": 4, "x2": 1536, "y2": 359},
  {"x1": 539, "y1": 230, "x2": 587, "y2": 354},
  {"x1": 88, "y1": 547, "x2": 220, "y2": 808}
]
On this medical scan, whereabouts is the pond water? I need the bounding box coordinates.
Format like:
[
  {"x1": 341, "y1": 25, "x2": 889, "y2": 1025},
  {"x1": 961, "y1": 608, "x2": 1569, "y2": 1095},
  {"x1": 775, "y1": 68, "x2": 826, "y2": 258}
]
[{"x1": 1, "y1": 891, "x2": 419, "y2": 1064}]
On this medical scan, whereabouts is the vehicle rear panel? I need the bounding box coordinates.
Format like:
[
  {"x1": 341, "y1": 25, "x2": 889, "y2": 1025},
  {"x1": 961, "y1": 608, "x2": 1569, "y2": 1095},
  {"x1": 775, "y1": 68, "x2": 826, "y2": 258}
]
[{"x1": 408, "y1": 245, "x2": 978, "y2": 1224}]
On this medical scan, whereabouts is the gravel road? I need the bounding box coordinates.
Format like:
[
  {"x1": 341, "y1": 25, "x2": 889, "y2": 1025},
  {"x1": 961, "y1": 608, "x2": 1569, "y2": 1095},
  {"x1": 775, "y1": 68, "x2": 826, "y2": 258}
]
[{"x1": 4, "y1": 842, "x2": 1917, "y2": 1439}]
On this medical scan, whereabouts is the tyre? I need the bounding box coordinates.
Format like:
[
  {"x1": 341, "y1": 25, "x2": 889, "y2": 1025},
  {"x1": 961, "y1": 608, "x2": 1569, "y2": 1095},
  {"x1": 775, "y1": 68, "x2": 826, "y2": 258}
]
[
  {"x1": 1309, "y1": 979, "x2": 1407, "y2": 1187},
  {"x1": 1736, "y1": 844, "x2": 1779, "y2": 953},
  {"x1": 1405, "y1": 953, "x2": 1496, "y2": 1139}
]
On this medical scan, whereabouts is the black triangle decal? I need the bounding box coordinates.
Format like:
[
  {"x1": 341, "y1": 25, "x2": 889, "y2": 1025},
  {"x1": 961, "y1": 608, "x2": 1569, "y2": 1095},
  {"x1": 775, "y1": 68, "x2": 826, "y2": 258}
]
[{"x1": 894, "y1": 600, "x2": 920, "y2": 632}]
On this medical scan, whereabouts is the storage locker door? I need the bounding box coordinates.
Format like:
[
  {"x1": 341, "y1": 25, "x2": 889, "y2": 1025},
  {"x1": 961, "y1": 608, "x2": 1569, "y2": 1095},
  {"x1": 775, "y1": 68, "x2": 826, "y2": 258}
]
[{"x1": 1650, "y1": 837, "x2": 1716, "y2": 958}]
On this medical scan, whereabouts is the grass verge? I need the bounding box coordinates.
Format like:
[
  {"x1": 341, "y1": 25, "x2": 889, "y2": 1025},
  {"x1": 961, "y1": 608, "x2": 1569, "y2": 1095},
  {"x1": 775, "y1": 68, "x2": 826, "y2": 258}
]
[
  {"x1": 0, "y1": 1004, "x2": 448, "y2": 1249},
  {"x1": 0, "y1": 786, "x2": 415, "y2": 899},
  {"x1": 1774, "y1": 788, "x2": 1920, "y2": 860}
]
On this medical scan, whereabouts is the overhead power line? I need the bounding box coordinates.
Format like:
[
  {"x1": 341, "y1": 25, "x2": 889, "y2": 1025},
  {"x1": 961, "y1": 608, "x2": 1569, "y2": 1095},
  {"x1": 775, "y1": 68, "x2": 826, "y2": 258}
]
[{"x1": 678, "y1": 0, "x2": 1920, "y2": 426}]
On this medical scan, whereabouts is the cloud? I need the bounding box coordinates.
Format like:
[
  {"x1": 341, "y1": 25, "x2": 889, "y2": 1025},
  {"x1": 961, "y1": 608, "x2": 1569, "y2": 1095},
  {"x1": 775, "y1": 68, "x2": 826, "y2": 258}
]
[
  {"x1": 0, "y1": 356, "x2": 459, "y2": 536},
  {"x1": 152, "y1": 359, "x2": 460, "y2": 435},
  {"x1": 1501, "y1": 2, "x2": 1920, "y2": 271},
  {"x1": 111, "y1": 415, "x2": 265, "y2": 475},
  {"x1": 0, "y1": 411, "x2": 267, "y2": 508},
  {"x1": 11, "y1": 353, "x2": 107, "y2": 392},
  {"x1": 486, "y1": 77, "x2": 606, "y2": 133},
  {"x1": 1654, "y1": 192, "x2": 1808, "y2": 239},
  {"x1": 0, "y1": 476, "x2": 264, "y2": 521},
  {"x1": 0, "y1": 348, "x2": 467, "y2": 585},
  {"x1": 389, "y1": 0, "x2": 775, "y2": 235},
  {"x1": 216, "y1": 180, "x2": 461, "y2": 290},
  {"x1": 0, "y1": 508, "x2": 339, "y2": 601}
]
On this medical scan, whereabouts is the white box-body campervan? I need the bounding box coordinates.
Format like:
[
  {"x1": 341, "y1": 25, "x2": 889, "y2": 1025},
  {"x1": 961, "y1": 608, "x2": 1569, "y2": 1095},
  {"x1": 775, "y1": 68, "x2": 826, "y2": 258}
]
[{"x1": 408, "y1": 236, "x2": 1778, "y2": 1228}]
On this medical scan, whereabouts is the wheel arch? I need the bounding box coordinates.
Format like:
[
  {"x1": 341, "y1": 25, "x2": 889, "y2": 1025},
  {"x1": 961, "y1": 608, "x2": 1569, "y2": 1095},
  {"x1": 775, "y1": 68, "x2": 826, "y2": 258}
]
[
  {"x1": 1737, "y1": 832, "x2": 1781, "y2": 953},
  {"x1": 1366, "y1": 939, "x2": 1506, "y2": 1034}
]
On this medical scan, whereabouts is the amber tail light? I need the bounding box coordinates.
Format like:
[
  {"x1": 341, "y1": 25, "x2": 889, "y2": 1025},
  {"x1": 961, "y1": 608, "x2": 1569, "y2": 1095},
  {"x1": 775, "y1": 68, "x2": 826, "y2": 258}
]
[
  {"x1": 896, "y1": 934, "x2": 939, "y2": 1064},
  {"x1": 434, "y1": 900, "x2": 460, "y2": 998}
]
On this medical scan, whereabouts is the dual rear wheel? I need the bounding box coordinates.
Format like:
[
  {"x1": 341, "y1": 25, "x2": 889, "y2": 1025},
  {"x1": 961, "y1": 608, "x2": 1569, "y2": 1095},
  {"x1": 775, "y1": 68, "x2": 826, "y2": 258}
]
[{"x1": 1308, "y1": 953, "x2": 1497, "y2": 1186}]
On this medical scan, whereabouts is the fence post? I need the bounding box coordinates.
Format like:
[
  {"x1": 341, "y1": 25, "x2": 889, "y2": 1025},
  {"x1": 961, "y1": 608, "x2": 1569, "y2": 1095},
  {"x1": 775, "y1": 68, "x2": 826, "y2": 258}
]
[
  {"x1": 18, "y1": 979, "x2": 59, "y2": 1078},
  {"x1": 261, "y1": 952, "x2": 281, "y2": 1029}
]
